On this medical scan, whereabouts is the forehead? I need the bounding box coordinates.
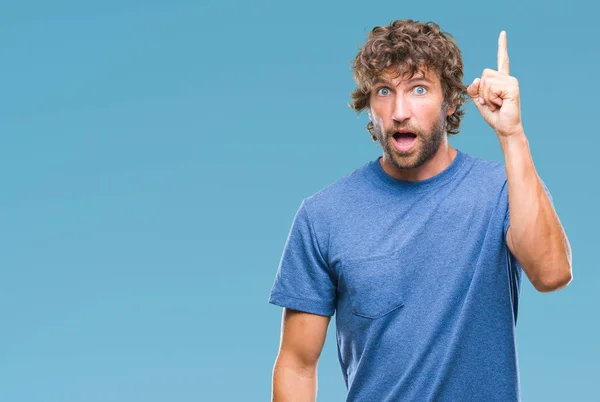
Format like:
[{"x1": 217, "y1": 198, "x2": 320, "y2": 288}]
[{"x1": 374, "y1": 65, "x2": 439, "y2": 86}]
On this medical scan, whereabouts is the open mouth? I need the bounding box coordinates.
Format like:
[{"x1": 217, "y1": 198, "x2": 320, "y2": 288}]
[
  {"x1": 393, "y1": 131, "x2": 417, "y2": 141},
  {"x1": 392, "y1": 131, "x2": 417, "y2": 152}
]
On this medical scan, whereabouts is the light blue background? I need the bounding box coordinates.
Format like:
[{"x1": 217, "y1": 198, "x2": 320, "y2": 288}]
[{"x1": 1, "y1": 1, "x2": 597, "y2": 401}]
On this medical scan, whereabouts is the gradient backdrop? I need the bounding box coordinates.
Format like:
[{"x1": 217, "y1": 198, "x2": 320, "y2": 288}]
[{"x1": 2, "y1": 1, "x2": 598, "y2": 401}]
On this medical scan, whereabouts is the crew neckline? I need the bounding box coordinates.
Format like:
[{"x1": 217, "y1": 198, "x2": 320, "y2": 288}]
[{"x1": 368, "y1": 149, "x2": 467, "y2": 193}]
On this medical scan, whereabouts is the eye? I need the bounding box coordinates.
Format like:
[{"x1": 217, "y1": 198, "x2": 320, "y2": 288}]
[
  {"x1": 376, "y1": 87, "x2": 391, "y2": 96},
  {"x1": 414, "y1": 85, "x2": 427, "y2": 95}
]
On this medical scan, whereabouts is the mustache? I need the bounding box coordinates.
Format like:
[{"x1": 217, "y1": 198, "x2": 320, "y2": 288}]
[{"x1": 387, "y1": 126, "x2": 420, "y2": 135}]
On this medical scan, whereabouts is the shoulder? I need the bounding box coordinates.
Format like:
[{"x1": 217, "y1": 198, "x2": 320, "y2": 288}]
[
  {"x1": 465, "y1": 153, "x2": 507, "y2": 180},
  {"x1": 302, "y1": 160, "x2": 372, "y2": 216},
  {"x1": 462, "y1": 152, "x2": 508, "y2": 191}
]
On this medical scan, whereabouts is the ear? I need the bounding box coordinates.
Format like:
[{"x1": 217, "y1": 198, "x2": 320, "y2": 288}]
[{"x1": 446, "y1": 103, "x2": 457, "y2": 116}]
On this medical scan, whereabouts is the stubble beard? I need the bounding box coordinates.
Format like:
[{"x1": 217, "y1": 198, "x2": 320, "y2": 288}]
[{"x1": 375, "y1": 108, "x2": 448, "y2": 171}]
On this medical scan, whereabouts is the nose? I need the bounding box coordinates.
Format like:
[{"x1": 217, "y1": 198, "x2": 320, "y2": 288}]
[{"x1": 392, "y1": 94, "x2": 412, "y2": 123}]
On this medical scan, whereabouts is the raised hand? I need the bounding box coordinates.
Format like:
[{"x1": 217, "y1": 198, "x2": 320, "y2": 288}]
[{"x1": 467, "y1": 31, "x2": 523, "y2": 138}]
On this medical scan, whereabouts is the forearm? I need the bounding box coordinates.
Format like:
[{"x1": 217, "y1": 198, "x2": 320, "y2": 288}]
[
  {"x1": 499, "y1": 130, "x2": 572, "y2": 290},
  {"x1": 272, "y1": 358, "x2": 317, "y2": 402}
]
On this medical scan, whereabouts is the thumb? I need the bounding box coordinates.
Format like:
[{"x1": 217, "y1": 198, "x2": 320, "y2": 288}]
[{"x1": 466, "y1": 77, "x2": 481, "y2": 99}]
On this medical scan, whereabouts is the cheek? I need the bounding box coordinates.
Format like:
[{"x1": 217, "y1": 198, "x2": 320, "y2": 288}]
[
  {"x1": 416, "y1": 101, "x2": 444, "y2": 121},
  {"x1": 369, "y1": 107, "x2": 387, "y2": 126},
  {"x1": 417, "y1": 98, "x2": 439, "y2": 111},
  {"x1": 372, "y1": 113, "x2": 387, "y2": 129}
]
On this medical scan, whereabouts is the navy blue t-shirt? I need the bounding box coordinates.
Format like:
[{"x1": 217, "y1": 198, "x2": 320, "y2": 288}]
[{"x1": 268, "y1": 149, "x2": 552, "y2": 401}]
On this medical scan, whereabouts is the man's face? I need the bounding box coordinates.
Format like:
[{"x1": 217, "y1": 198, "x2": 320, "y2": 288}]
[{"x1": 368, "y1": 66, "x2": 456, "y2": 171}]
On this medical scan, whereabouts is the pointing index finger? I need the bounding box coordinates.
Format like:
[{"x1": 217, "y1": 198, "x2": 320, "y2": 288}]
[{"x1": 498, "y1": 30, "x2": 510, "y2": 75}]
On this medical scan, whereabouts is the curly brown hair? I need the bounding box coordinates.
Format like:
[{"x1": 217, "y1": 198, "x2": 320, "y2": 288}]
[{"x1": 349, "y1": 19, "x2": 468, "y2": 140}]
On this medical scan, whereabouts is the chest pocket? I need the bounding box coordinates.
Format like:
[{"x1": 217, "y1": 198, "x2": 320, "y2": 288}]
[{"x1": 341, "y1": 251, "x2": 406, "y2": 319}]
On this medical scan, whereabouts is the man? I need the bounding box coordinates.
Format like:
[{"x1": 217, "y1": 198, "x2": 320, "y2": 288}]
[{"x1": 268, "y1": 19, "x2": 572, "y2": 401}]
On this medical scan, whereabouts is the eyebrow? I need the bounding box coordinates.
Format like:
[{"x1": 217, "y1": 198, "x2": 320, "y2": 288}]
[{"x1": 372, "y1": 76, "x2": 433, "y2": 87}]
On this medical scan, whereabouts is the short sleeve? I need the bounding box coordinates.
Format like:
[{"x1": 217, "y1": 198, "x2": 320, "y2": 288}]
[
  {"x1": 268, "y1": 199, "x2": 337, "y2": 317},
  {"x1": 504, "y1": 176, "x2": 554, "y2": 235}
]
